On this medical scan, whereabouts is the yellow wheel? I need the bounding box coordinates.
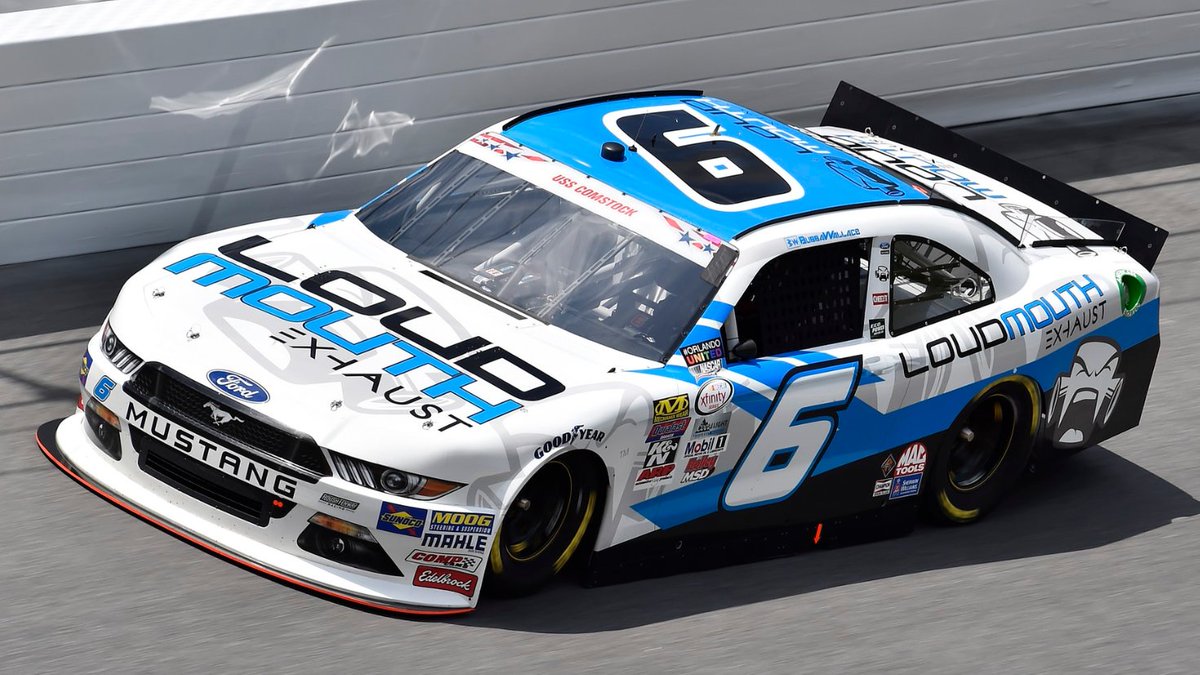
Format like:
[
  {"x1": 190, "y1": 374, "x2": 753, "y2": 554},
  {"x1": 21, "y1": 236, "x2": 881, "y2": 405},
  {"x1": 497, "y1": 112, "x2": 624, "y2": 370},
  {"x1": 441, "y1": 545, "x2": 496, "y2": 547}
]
[
  {"x1": 486, "y1": 453, "x2": 603, "y2": 596},
  {"x1": 928, "y1": 378, "x2": 1039, "y2": 524}
]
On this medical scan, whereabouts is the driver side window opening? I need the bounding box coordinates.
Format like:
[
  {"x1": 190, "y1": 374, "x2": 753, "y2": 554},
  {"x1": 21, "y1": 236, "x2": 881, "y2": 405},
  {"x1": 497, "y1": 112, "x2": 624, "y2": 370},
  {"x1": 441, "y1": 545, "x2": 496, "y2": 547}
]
[
  {"x1": 728, "y1": 238, "x2": 870, "y2": 359},
  {"x1": 889, "y1": 236, "x2": 994, "y2": 334}
]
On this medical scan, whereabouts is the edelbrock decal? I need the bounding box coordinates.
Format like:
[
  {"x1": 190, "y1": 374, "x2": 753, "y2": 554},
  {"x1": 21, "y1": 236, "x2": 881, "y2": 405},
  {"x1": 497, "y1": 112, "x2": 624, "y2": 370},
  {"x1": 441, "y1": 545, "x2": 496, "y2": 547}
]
[{"x1": 207, "y1": 370, "x2": 270, "y2": 403}]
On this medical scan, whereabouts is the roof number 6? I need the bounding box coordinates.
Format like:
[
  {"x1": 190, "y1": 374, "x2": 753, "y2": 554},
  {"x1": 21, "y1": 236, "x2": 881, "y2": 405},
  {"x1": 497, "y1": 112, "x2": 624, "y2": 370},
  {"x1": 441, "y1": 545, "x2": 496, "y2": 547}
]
[{"x1": 603, "y1": 104, "x2": 803, "y2": 211}]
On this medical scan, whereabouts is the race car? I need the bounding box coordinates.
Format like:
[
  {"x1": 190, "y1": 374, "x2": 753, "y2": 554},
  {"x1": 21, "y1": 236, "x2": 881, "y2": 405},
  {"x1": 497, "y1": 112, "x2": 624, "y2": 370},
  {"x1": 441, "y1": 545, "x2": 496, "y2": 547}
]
[{"x1": 38, "y1": 83, "x2": 1167, "y2": 615}]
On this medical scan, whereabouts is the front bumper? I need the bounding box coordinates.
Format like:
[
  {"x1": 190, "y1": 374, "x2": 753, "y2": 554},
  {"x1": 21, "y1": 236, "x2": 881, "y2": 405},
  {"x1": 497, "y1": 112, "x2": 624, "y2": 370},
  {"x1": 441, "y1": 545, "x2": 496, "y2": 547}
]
[{"x1": 38, "y1": 413, "x2": 480, "y2": 616}]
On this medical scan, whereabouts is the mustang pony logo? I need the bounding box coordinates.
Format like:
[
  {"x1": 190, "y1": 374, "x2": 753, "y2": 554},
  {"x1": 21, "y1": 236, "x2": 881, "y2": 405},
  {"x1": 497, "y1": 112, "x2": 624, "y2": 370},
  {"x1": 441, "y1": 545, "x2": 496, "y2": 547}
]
[{"x1": 202, "y1": 402, "x2": 243, "y2": 426}]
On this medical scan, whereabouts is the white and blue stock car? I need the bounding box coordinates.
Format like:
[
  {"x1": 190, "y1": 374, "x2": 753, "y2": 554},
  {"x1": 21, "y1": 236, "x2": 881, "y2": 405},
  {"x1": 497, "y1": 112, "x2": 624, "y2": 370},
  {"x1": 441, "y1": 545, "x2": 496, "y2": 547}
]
[{"x1": 39, "y1": 83, "x2": 1166, "y2": 614}]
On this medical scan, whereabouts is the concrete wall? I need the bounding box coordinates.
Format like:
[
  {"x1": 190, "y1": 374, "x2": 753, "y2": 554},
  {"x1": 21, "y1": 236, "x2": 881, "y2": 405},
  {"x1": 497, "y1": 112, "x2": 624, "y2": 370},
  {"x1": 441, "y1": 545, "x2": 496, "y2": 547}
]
[{"x1": 2, "y1": 0, "x2": 1198, "y2": 264}]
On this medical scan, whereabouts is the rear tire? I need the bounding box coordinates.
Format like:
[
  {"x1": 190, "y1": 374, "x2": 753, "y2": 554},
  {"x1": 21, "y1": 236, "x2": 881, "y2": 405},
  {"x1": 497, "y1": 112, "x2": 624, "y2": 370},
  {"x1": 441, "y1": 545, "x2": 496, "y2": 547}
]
[
  {"x1": 927, "y1": 378, "x2": 1039, "y2": 524},
  {"x1": 485, "y1": 453, "x2": 603, "y2": 597}
]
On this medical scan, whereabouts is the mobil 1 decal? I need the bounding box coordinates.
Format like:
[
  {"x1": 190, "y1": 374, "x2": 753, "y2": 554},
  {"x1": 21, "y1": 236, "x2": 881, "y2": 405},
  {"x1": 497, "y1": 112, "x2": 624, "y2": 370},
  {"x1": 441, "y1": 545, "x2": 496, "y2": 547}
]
[{"x1": 722, "y1": 357, "x2": 861, "y2": 510}]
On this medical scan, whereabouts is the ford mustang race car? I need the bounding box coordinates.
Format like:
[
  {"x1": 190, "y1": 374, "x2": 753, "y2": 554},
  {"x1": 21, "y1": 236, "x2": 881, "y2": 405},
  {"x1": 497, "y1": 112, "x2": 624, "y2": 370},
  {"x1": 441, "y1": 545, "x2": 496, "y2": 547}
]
[{"x1": 39, "y1": 83, "x2": 1167, "y2": 615}]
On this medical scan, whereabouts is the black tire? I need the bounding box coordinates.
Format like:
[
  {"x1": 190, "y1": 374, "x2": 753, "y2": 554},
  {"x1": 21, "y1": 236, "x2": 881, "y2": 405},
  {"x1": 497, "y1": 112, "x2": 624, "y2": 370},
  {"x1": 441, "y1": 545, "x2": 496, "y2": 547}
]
[
  {"x1": 485, "y1": 452, "x2": 604, "y2": 597},
  {"x1": 927, "y1": 378, "x2": 1040, "y2": 524}
]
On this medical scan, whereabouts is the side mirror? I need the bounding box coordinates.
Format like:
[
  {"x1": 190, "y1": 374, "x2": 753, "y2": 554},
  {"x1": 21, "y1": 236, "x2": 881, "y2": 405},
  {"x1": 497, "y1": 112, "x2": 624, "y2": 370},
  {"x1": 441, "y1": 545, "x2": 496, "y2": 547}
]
[{"x1": 731, "y1": 339, "x2": 758, "y2": 361}]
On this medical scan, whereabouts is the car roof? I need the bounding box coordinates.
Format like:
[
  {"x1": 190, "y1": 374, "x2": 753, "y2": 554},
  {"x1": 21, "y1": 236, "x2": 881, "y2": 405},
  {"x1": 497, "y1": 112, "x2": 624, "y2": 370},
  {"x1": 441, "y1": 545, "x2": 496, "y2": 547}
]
[{"x1": 500, "y1": 92, "x2": 929, "y2": 243}]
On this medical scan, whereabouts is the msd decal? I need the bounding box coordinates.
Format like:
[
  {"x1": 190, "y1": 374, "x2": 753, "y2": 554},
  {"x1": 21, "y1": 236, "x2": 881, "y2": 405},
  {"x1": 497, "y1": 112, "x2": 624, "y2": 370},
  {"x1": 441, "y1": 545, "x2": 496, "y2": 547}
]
[{"x1": 165, "y1": 240, "x2": 566, "y2": 426}]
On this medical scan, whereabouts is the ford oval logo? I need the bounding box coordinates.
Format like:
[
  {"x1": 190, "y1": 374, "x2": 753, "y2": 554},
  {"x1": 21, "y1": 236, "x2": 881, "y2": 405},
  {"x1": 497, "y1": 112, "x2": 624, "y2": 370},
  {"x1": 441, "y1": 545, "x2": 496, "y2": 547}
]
[{"x1": 206, "y1": 370, "x2": 269, "y2": 404}]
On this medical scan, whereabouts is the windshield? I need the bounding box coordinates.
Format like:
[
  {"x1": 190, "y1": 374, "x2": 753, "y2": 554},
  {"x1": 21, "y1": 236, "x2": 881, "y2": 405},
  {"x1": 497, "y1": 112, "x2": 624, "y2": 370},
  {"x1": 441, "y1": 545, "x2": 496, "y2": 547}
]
[{"x1": 358, "y1": 151, "x2": 715, "y2": 361}]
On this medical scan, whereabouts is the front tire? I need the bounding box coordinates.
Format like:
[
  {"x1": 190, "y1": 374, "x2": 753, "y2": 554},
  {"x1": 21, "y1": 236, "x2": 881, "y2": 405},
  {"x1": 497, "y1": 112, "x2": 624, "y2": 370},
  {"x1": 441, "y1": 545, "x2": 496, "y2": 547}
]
[
  {"x1": 928, "y1": 378, "x2": 1039, "y2": 524},
  {"x1": 486, "y1": 453, "x2": 603, "y2": 597}
]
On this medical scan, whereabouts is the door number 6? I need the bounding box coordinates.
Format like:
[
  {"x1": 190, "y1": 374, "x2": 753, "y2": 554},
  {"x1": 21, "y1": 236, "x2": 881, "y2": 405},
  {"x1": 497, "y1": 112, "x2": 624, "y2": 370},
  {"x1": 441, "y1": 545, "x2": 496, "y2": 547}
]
[{"x1": 722, "y1": 359, "x2": 861, "y2": 510}]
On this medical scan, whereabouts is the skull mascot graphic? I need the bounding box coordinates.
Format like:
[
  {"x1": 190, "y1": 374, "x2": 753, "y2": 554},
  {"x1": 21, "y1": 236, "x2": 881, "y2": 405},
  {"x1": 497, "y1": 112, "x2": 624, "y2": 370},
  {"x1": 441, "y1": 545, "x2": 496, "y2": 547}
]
[{"x1": 1046, "y1": 338, "x2": 1124, "y2": 449}]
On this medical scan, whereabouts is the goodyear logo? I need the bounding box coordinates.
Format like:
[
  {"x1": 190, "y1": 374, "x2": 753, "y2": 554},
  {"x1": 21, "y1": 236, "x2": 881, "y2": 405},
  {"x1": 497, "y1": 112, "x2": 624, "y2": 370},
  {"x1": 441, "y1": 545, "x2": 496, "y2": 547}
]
[
  {"x1": 652, "y1": 394, "x2": 690, "y2": 424},
  {"x1": 377, "y1": 503, "x2": 427, "y2": 537},
  {"x1": 429, "y1": 511, "x2": 495, "y2": 535}
]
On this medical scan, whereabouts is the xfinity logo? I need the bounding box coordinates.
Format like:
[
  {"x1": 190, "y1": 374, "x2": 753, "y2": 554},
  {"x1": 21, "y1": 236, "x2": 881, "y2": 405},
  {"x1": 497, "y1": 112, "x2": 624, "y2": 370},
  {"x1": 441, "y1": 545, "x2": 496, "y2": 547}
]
[
  {"x1": 202, "y1": 401, "x2": 243, "y2": 426},
  {"x1": 207, "y1": 370, "x2": 269, "y2": 403}
]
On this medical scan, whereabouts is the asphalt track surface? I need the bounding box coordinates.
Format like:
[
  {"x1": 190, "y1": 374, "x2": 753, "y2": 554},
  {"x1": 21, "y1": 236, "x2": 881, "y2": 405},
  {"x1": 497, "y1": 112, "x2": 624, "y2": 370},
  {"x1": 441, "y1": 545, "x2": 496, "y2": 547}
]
[{"x1": 2, "y1": 95, "x2": 1199, "y2": 674}]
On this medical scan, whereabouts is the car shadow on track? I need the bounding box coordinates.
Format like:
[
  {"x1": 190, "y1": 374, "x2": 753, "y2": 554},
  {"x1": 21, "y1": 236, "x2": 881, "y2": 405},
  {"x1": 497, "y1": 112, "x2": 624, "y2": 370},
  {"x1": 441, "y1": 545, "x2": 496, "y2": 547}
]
[
  {"x1": 0, "y1": 243, "x2": 171, "y2": 341},
  {"x1": 464, "y1": 446, "x2": 1199, "y2": 632}
]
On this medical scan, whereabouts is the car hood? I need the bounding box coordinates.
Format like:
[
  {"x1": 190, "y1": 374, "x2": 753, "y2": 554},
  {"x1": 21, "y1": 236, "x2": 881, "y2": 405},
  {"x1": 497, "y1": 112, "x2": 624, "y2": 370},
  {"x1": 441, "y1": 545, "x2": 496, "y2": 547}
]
[{"x1": 108, "y1": 216, "x2": 652, "y2": 477}]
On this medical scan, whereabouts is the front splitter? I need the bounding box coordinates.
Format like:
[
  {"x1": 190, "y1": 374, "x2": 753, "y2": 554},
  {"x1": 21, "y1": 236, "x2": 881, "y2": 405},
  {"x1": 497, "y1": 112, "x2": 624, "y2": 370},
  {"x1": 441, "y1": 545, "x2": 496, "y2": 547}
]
[{"x1": 36, "y1": 418, "x2": 472, "y2": 617}]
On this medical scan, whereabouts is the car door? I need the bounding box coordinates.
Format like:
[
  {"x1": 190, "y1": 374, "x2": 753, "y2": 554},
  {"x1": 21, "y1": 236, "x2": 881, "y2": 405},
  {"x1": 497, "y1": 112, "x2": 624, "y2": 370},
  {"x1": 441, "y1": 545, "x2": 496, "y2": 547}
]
[{"x1": 717, "y1": 236, "x2": 898, "y2": 512}]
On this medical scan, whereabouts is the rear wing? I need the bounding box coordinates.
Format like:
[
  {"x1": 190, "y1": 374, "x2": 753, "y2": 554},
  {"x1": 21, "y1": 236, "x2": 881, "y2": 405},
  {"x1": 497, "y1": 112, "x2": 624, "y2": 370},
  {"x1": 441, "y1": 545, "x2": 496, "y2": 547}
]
[{"x1": 820, "y1": 82, "x2": 1169, "y2": 270}]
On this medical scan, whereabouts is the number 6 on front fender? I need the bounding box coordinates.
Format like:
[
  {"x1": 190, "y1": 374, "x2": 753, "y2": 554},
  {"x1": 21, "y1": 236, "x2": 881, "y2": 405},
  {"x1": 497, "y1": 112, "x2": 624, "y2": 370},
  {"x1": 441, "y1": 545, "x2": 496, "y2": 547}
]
[{"x1": 722, "y1": 359, "x2": 862, "y2": 510}]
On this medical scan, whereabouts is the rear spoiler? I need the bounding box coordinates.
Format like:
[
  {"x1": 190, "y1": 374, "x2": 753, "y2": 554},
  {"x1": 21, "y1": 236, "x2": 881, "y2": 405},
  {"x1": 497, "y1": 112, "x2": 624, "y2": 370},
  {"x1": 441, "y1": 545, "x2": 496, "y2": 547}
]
[{"x1": 820, "y1": 82, "x2": 1169, "y2": 270}]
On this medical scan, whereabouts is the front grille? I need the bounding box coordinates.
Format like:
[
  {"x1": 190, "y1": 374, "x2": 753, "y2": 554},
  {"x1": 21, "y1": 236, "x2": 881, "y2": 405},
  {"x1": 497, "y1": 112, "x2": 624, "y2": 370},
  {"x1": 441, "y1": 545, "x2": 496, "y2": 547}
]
[
  {"x1": 125, "y1": 362, "x2": 330, "y2": 478},
  {"x1": 132, "y1": 429, "x2": 282, "y2": 526}
]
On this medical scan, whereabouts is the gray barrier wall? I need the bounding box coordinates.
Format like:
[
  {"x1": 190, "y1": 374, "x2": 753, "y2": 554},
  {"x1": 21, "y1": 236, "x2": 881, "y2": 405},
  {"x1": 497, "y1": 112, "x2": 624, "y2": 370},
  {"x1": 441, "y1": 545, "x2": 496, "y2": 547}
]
[{"x1": 2, "y1": 0, "x2": 1198, "y2": 264}]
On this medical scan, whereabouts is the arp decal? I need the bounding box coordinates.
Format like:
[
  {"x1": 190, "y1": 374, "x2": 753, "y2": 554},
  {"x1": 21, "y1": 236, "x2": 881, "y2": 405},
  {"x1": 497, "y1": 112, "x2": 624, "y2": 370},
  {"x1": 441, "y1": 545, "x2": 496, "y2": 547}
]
[
  {"x1": 1047, "y1": 338, "x2": 1123, "y2": 449},
  {"x1": 377, "y1": 503, "x2": 427, "y2": 537}
]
